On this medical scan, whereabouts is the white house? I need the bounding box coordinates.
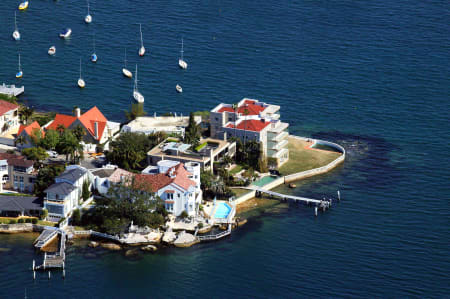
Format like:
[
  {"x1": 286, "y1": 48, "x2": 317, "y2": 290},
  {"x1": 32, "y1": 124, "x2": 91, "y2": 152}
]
[
  {"x1": 44, "y1": 165, "x2": 93, "y2": 221},
  {"x1": 134, "y1": 160, "x2": 202, "y2": 217},
  {"x1": 91, "y1": 167, "x2": 133, "y2": 195},
  {"x1": 210, "y1": 98, "x2": 289, "y2": 166},
  {"x1": 0, "y1": 100, "x2": 20, "y2": 146}
]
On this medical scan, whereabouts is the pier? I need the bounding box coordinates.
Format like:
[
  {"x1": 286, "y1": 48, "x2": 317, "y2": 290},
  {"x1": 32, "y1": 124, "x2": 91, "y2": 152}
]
[
  {"x1": 244, "y1": 186, "x2": 333, "y2": 211},
  {"x1": 34, "y1": 229, "x2": 58, "y2": 249},
  {"x1": 33, "y1": 230, "x2": 66, "y2": 271},
  {"x1": 197, "y1": 224, "x2": 232, "y2": 241},
  {"x1": 0, "y1": 83, "x2": 24, "y2": 96}
]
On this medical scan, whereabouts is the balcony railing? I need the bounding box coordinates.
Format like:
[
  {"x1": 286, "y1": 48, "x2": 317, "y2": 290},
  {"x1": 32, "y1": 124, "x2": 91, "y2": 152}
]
[
  {"x1": 270, "y1": 139, "x2": 288, "y2": 151},
  {"x1": 268, "y1": 122, "x2": 289, "y2": 134},
  {"x1": 269, "y1": 131, "x2": 288, "y2": 142}
]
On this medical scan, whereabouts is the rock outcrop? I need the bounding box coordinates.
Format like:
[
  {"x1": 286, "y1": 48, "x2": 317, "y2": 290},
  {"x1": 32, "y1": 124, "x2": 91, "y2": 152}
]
[
  {"x1": 174, "y1": 231, "x2": 199, "y2": 248},
  {"x1": 141, "y1": 245, "x2": 157, "y2": 252},
  {"x1": 162, "y1": 231, "x2": 177, "y2": 244},
  {"x1": 100, "y1": 242, "x2": 122, "y2": 250}
]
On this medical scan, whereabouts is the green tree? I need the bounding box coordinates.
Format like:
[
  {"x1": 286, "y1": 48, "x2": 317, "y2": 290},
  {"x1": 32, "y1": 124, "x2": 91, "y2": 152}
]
[
  {"x1": 40, "y1": 208, "x2": 48, "y2": 220},
  {"x1": 72, "y1": 125, "x2": 86, "y2": 142},
  {"x1": 82, "y1": 180, "x2": 91, "y2": 202},
  {"x1": 72, "y1": 209, "x2": 81, "y2": 226},
  {"x1": 106, "y1": 132, "x2": 152, "y2": 170},
  {"x1": 22, "y1": 147, "x2": 48, "y2": 165},
  {"x1": 56, "y1": 124, "x2": 66, "y2": 136},
  {"x1": 41, "y1": 129, "x2": 60, "y2": 150},
  {"x1": 30, "y1": 129, "x2": 43, "y2": 146},
  {"x1": 125, "y1": 103, "x2": 147, "y2": 121},
  {"x1": 59, "y1": 130, "x2": 84, "y2": 163},
  {"x1": 19, "y1": 106, "x2": 34, "y2": 124},
  {"x1": 184, "y1": 112, "x2": 201, "y2": 148},
  {"x1": 15, "y1": 135, "x2": 27, "y2": 148},
  {"x1": 34, "y1": 165, "x2": 65, "y2": 198}
]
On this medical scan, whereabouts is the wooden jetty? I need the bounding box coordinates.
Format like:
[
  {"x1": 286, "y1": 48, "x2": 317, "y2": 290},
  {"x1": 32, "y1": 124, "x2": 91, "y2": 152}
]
[
  {"x1": 34, "y1": 230, "x2": 66, "y2": 271},
  {"x1": 0, "y1": 83, "x2": 24, "y2": 96}
]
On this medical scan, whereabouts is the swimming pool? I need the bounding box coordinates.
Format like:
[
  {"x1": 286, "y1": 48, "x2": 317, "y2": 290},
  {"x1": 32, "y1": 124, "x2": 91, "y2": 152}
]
[
  {"x1": 252, "y1": 176, "x2": 277, "y2": 187},
  {"x1": 214, "y1": 202, "x2": 232, "y2": 219}
]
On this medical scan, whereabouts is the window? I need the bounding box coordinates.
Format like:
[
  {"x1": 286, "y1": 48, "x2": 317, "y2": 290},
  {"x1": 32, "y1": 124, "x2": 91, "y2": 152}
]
[
  {"x1": 215, "y1": 117, "x2": 219, "y2": 121},
  {"x1": 177, "y1": 193, "x2": 180, "y2": 198},
  {"x1": 228, "y1": 117, "x2": 232, "y2": 121},
  {"x1": 167, "y1": 193, "x2": 173, "y2": 200}
]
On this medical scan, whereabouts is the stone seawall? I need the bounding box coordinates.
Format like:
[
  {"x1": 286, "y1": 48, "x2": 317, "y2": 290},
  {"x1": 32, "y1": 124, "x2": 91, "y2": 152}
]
[{"x1": 0, "y1": 223, "x2": 34, "y2": 233}]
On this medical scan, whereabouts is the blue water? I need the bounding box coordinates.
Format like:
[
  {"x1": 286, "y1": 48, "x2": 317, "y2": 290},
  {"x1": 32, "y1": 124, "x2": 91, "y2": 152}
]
[
  {"x1": 214, "y1": 202, "x2": 231, "y2": 219},
  {"x1": 1, "y1": 0, "x2": 450, "y2": 297}
]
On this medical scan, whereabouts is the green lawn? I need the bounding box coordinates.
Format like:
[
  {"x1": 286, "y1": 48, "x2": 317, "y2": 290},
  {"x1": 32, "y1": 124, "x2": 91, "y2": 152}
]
[
  {"x1": 230, "y1": 164, "x2": 243, "y2": 175},
  {"x1": 279, "y1": 137, "x2": 342, "y2": 175}
]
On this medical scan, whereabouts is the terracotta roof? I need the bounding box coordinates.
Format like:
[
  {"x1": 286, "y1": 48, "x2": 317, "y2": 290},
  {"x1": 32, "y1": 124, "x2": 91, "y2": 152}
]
[
  {"x1": 18, "y1": 121, "x2": 41, "y2": 137},
  {"x1": 133, "y1": 163, "x2": 196, "y2": 193},
  {"x1": 226, "y1": 119, "x2": 271, "y2": 132},
  {"x1": 47, "y1": 114, "x2": 77, "y2": 131},
  {"x1": 218, "y1": 101, "x2": 266, "y2": 115},
  {"x1": 0, "y1": 100, "x2": 18, "y2": 116},
  {"x1": 78, "y1": 106, "x2": 107, "y2": 141}
]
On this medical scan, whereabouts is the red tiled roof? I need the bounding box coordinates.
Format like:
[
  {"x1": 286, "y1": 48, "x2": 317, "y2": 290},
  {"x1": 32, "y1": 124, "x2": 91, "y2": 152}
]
[
  {"x1": 226, "y1": 119, "x2": 271, "y2": 132},
  {"x1": 47, "y1": 114, "x2": 77, "y2": 131},
  {"x1": 18, "y1": 121, "x2": 41, "y2": 137},
  {"x1": 0, "y1": 100, "x2": 18, "y2": 116},
  {"x1": 78, "y1": 106, "x2": 107, "y2": 141},
  {"x1": 0, "y1": 153, "x2": 33, "y2": 167},
  {"x1": 133, "y1": 163, "x2": 196, "y2": 193},
  {"x1": 217, "y1": 101, "x2": 266, "y2": 115}
]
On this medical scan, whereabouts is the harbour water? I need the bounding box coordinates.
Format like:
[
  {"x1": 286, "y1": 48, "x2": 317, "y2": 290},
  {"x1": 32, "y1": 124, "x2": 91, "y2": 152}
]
[{"x1": 0, "y1": 0, "x2": 449, "y2": 297}]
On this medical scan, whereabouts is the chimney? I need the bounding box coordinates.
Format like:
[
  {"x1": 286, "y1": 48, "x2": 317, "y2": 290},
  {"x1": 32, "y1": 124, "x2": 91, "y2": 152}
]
[
  {"x1": 75, "y1": 108, "x2": 81, "y2": 118},
  {"x1": 94, "y1": 121, "x2": 99, "y2": 139}
]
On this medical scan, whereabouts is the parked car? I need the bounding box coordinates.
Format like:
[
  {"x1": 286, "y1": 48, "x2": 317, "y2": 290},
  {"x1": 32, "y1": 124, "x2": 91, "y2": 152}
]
[{"x1": 46, "y1": 150, "x2": 58, "y2": 158}]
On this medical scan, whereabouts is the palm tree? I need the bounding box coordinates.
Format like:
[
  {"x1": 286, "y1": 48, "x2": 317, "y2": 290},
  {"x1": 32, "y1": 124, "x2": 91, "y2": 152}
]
[
  {"x1": 72, "y1": 125, "x2": 86, "y2": 142},
  {"x1": 19, "y1": 106, "x2": 34, "y2": 124},
  {"x1": 56, "y1": 124, "x2": 65, "y2": 136}
]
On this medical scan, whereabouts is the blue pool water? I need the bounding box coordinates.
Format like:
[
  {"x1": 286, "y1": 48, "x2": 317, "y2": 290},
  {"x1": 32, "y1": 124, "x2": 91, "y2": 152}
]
[{"x1": 214, "y1": 202, "x2": 231, "y2": 219}]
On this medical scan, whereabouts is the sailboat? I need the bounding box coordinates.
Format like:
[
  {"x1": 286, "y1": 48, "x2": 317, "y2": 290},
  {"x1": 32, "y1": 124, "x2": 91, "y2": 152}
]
[
  {"x1": 85, "y1": 0, "x2": 92, "y2": 24},
  {"x1": 178, "y1": 38, "x2": 188, "y2": 69},
  {"x1": 59, "y1": 28, "x2": 72, "y2": 39},
  {"x1": 122, "y1": 49, "x2": 132, "y2": 78},
  {"x1": 16, "y1": 54, "x2": 23, "y2": 78},
  {"x1": 91, "y1": 33, "x2": 97, "y2": 62},
  {"x1": 78, "y1": 58, "x2": 85, "y2": 88},
  {"x1": 176, "y1": 84, "x2": 183, "y2": 93},
  {"x1": 18, "y1": 1, "x2": 28, "y2": 10},
  {"x1": 133, "y1": 65, "x2": 144, "y2": 103},
  {"x1": 48, "y1": 46, "x2": 56, "y2": 55},
  {"x1": 138, "y1": 24, "x2": 145, "y2": 56},
  {"x1": 12, "y1": 12, "x2": 20, "y2": 41}
]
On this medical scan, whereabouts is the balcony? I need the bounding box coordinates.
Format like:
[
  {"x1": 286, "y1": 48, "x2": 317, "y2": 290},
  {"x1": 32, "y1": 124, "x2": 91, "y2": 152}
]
[
  {"x1": 270, "y1": 139, "x2": 288, "y2": 151},
  {"x1": 268, "y1": 122, "x2": 289, "y2": 134},
  {"x1": 270, "y1": 130, "x2": 288, "y2": 142}
]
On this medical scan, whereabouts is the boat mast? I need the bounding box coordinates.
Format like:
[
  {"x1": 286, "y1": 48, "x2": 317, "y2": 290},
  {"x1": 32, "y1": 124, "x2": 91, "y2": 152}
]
[
  {"x1": 79, "y1": 58, "x2": 82, "y2": 79},
  {"x1": 87, "y1": 0, "x2": 90, "y2": 15},
  {"x1": 140, "y1": 24, "x2": 143, "y2": 47},
  {"x1": 93, "y1": 32, "x2": 95, "y2": 52},
  {"x1": 181, "y1": 38, "x2": 184, "y2": 60},
  {"x1": 124, "y1": 49, "x2": 127, "y2": 67},
  {"x1": 18, "y1": 54, "x2": 21, "y2": 71},
  {"x1": 14, "y1": 11, "x2": 18, "y2": 31}
]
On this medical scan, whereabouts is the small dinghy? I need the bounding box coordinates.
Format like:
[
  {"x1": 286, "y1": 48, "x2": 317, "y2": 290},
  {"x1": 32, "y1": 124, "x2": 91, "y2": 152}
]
[
  {"x1": 48, "y1": 46, "x2": 56, "y2": 56},
  {"x1": 59, "y1": 28, "x2": 72, "y2": 39},
  {"x1": 18, "y1": 1, "x2": 28, "y2": 10},
  {"x1": 176, "y1": 84, "x2": 183, "y2": 93},
  {"x1": 122, "y1": 49, "x2": 132, "y2": 78}
]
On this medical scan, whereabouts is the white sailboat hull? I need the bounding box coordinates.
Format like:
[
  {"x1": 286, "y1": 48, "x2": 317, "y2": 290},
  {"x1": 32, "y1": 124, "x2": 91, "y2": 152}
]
[
  {"x1": 178, "y1": 59, "x2": 188, "y2": 69},
  {"x1": 78, "y1": 79, "x2": 85, "y2": 88},
  {"x1": 48, "y1": 46, "x2": 56, "y2": 55},
  {"x1": 139, "y1": 46, "x2": 145, "y2": 56},
  {"x1": 85, "y1": 15, "x2": 92, "y2": 23},
  {"x1": 133, "y1": 90, "x2": 144, "y2": 103},
  {"x1": 122, "y1": 68, "x2": 132, "y2": 78},
  {"x1": 12, "y1": 31, "x2": 20, "y2": 41},
  {"x1": 60, "y1": 29, "x2": 72, "y2": 39},
  {"x1": 176, "y1": 85, "x2": 183, "y2": 93}
]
